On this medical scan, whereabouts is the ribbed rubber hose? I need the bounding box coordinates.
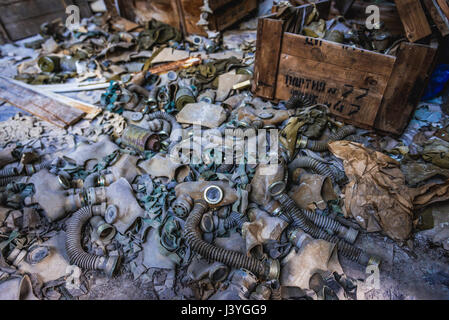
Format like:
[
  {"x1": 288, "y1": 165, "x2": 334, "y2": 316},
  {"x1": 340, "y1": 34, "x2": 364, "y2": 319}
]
[
  {"x1": 274, "y1": 193, "x2": 369, "y2": 265},
  {"x1": 184, "y1": 201, "x2": 266, "y2": 276},
  {"x1": 0, "y1": 167, "x2": 19, "y2": 178},
  {"x1": 288, "y1": 156, "x2": 335, "y2": 181},
  {"x1": 0, "y1": 176, "x2": 22, "y2": 187},
  {"x1": 301, "y1": 125, "x2": 357, "y2": 152},
  {"x1": 65, "y1": 206, "x2": 117, "y2": 276},
  {"x1": 285, "y1": 95, "x2": 313, "y2": 109},
  {"x1": 223, "y1": 211, "x2": 248, "y2": 230},
  {"x1": 25, "y1": 160, "x2": 53, "y2": 175},
  {"x1": 302, "y1": 209, "x2": 347, "y2": 236}
]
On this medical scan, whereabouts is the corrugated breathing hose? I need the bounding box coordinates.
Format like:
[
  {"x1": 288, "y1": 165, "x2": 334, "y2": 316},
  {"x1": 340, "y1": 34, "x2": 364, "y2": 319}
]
[
  {"x1": 269, "y1": 182, "x2": 374, "y2": 265},
  {"x1": 184, "y1": 200, "x2": 278, "y2": 279},
  {"x1": 288, "y1": 156, "x2": 335, "y2": 181},
  {"x1": 223, "y1": 211, "x2": 248, "y2": 230},
  {"x1": 65, "y1": 206, "x2": 119, "y2": 277},
  {"x1": 0, "y1": 167, "x2": 20, "y2": 178},
  {"x1": 302, "y1": 209, "x2": 358, "y2": 244},
  {"x1": 0, "y1": 176, "x2": 22, "y2": 187},
  {"x1": 285, "y1": 95, "x2": 313, "y2": 109},
  {"x1": 24, "y1": 160, "x2": 53, "y2": 175},
  {"x1": 297, "y1": 125, "x2": 357, "y2": 152}
]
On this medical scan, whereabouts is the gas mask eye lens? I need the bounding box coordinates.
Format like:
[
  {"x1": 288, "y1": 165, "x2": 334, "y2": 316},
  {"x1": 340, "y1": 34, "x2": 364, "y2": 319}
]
[{"x1": 204, "y1": 186, "x2": 223, "y2": 205}]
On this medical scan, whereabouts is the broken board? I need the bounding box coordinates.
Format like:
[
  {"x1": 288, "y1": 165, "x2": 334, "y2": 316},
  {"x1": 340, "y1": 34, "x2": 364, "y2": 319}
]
[
  {"x1": 423, "y1": 0, "x2": 449, "y2": 37},
  {"x1": 0, "y1": 76, "x2": 85, "y2": 128},
  {"x1": 394, "y1": 0, "x2": 432, "y2": 42}
]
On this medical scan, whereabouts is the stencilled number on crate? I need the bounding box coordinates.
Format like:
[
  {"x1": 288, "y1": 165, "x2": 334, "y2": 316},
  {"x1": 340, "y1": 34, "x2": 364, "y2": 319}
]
[
  {"x1": 342, "y1": 84, "x2": 354, "y2": 98},
  {"x1": 304, "y1": 37, "x2": 323, "y2": 47},
  {"x1": 330, "y1": 85, "x2": 369, "y2": 116},
  {"x1": 331, "y1": 100, "x2": 361, "y2": 116},
  {"x1": 285, "y1": 73, "x2": 369, "y2": 118}
]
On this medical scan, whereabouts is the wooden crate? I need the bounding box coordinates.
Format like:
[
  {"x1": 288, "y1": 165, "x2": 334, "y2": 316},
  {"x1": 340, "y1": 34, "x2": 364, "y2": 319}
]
[
  {"x1": 0, "y1": 0, "x2": 91, "y2": 43},
  {"x1": 252, "y1": 0, "x2": 439, "y2": 136}
]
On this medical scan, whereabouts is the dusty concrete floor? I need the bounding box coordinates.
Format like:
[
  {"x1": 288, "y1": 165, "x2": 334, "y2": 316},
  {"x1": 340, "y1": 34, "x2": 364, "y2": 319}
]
[{"x1": 72, "y1": 228, "x2": 448, "y2": 300}]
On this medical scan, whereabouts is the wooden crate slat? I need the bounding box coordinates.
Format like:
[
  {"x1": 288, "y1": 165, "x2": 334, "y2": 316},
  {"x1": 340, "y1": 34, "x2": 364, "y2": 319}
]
[
  {"x1": 423, "y1": 0, "x2": 449, "y2": 36},
  {"x1": 178, "y1": 0, "x2": 205, "y2": 36},
  {"x1": 394, "y1": 0, "x2": 432, "y2": 42},
  {"x1": 176, "y1": 0, "x2": 257, "y2": 36},
  {"x1": 281, "y1": 33, "x2": 395, "y2": 77},
  {"x1": 0, "y1": 0, "x2": 91, "y2": 42},
  {"x1": 2, "y1": 10, "x2": 66, "y2": 41},
  {"x1": 0, "y1": 77, "x2": 85, "y2": 128},
  {"x1": 213, "y1": 0, "x2": 257, "y2": 31},
  {"x1": 252, "y1": 18, "x2": 284, "y2": 100},
  {"x1": 209, "y1": 0, "x2": 235, "y2": 11},
  {"x1": 375, "y1": 42, "x2": 439, "y2": 135},
  {"x1": 0, "y1": 0, "x2": 66, "y2": 24}
]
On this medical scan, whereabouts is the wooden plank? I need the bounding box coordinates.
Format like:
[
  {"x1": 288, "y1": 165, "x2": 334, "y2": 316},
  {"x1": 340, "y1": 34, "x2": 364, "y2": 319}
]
[
  {"x1": 438, "y1": 0, "x2": 449, "y2": 17},
  {"x1": 375, "y1": 42, "x2": 438, "y2": 135},
  {"x1": 110, "y1": 16, "x2": 139, "y2": 32},
  {"x1": 33, "y1": 82, "x2": 110, "y2": 93},
  {"x1": 335, "y1": 0, "x2": 355, "y2": 15},
  {"x1": 73, "y1": 0, "x2": 92, "y2": 18},
  {"x1": 103, "y1": 0, "x2": 119, "y2": 16},
  {"x1": 179, "y1": 0, "x2": 205, "y2": 36},
  {"x1": 0, "y1": 17, "x2": 10, "y2": 44},
  {"x1": 0, "y1": 0, "x2": 66, "y2": 24},
  {"x1": 178, "y1": 0, "x2": 257, "y2": 35},
  {"x1": 117, "y1": 0, "x2": 136, "y2": 21},
  {"x1": 0, "y1": 77, "x2": 85, "y2": 128},
  {"x1": 5, "y1": 14, "x2": 63, "y2": 39},
  {"x1": 213, "y1": 0, "x2": 257, "y2": 31},
  {"x1": 2, "y1": 10, "x2": 66, "y2": 41},
  {"x1": 252, "y1": 18, "x2": 284, "y2": 99},
  {"x1": 0, "y1": 0, "x2": 23, "y2": 4},
  {"x1": 281, "y1": 33, "x2": 395, "y2": 77},
  {"x1": 209, "y1": 0, "x2": 235, "y2": 11},
  {"x1": 423, "y1": 0, "x2": 449, "y2": 36},
  {"x1": 42, "y1": 92, "x2": 102, "y2": 120},
  {"x1": 275, "y1": 52, "x2": 392, "y2": 127},
  {"x1": 394, "y1": 0, "x2": 432, "y2": 42}
]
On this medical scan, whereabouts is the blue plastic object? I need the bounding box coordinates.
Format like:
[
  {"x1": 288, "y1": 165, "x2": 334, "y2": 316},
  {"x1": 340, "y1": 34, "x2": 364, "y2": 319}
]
[{"x1": 422, "y1": 64, "x2": 449, "y2": 101}]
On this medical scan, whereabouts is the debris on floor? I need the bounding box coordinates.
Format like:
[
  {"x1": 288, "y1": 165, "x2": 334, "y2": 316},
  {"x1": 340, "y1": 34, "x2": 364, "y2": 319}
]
[{"x1": 0, "y1": 0, "x2": 448, "y2": 301}]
